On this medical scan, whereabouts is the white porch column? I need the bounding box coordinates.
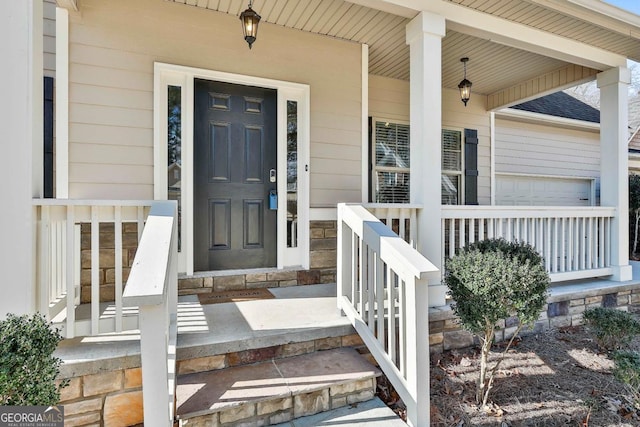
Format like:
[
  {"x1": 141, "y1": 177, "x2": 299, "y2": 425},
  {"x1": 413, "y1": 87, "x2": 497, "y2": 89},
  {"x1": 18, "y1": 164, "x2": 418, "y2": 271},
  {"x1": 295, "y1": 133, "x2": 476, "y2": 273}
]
[
  {"x1": 597, "y1": 67, "x2": 632, "y2": 282},
  {"x1": 406, "y1": 12, "x2": 447, "y2": 307},
  {"x1": 0, "y1": 0, "x2": 43, "y2": 317}
]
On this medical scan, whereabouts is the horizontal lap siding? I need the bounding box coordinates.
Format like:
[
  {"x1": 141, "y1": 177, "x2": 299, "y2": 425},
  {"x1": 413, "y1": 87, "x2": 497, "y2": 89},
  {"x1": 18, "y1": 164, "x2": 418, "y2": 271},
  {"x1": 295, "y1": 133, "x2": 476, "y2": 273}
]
[
  {"x1": 495, "y1": 118, "x2": 600, "y2": 178},
  {"x1": 68, "y1": 0, "x2": 362, "y2": 203},
  {"x1": 43, "y1": 0, "x2": 56, "y2": 77},
  {"x1": 368, "y1": 75, "x2": 492, "y2": 205}
]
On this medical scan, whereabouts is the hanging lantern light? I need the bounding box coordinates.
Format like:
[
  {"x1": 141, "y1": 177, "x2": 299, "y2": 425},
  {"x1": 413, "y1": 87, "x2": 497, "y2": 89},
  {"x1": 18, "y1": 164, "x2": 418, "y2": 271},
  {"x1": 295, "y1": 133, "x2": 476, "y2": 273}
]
[
  {"x1": 458, "y1": 57, "x2": 472, "y2": 107},
  {"x1": 240, "y1": 1, "x2": 261, "y2": 49}
]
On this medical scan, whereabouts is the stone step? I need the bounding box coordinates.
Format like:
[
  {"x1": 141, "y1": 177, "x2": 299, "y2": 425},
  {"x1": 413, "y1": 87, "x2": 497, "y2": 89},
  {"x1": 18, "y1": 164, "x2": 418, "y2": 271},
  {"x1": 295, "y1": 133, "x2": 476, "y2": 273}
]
[
  {"x1": 176, "y1": 347, "x2": 382, "y2": 426},
  {"x1": 272, "y1": 397, "x2": 406, "y2": 427}
]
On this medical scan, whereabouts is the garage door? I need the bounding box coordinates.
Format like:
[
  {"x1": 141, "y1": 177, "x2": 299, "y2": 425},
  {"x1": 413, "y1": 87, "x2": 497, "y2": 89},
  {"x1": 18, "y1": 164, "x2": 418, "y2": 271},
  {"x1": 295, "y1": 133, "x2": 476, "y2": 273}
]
[{"x1": 496, "y1": 175, "x2": 592, "y2": 206}]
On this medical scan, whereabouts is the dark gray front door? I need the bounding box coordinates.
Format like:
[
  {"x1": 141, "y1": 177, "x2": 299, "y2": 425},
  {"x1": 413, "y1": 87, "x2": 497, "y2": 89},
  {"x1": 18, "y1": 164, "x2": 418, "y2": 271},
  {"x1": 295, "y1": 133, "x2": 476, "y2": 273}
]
[{"x1": 194, "y1": 79, "x2": 277, "y2": 271}]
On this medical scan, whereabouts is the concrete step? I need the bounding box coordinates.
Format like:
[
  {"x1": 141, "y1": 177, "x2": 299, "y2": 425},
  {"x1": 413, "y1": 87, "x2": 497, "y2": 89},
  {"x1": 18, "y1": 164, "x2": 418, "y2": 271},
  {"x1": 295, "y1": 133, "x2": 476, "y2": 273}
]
[
  {"x1": 272, "y1": 397, "x2": 406, "y2": 427},
  {"x1": 176, "y1": 347, "x2": 383, "y2": 426}
]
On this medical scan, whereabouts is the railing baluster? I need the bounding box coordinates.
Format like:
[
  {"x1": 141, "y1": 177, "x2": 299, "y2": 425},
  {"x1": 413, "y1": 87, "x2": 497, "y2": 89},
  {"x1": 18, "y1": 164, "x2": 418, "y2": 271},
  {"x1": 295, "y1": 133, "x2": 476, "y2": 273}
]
[
  {"x1": 387, "y1": 266, "x2": 396, "y2": 366},
  {"x1": 459, "y1": 218, "x2": 466, "y2": 250},
  {"x1": 580, "y1": 217, "x2": 586, "y2": 271},
  {"x1": 91, "y1": 206, "x2": 100, "y2": 336},
  {"x1": 398, "y1": 279, "x2": 406, "y2": 377},
  {"x1": 376, "y1": 255, "x2": 385, "y2": 345},
  {"x1": 410, "y1": 208, "x2": 417, "y2": 248},
  {"x1": 545, "y1": 218, "x2": 551, "y2": 272},
  {"x1": 359, "y1": 238, "x2": 366, "y2": 317},
  {"x1": 399, "y1": 209, "x2": 407, "y2": 243},
  {"x1": 506, "y1": 218, "x2": 512, "y2": 242},
  {"x1": 606, "y1": 218, "x2": 611, "y2": 266},
  {"x1": 587, "y1": 217, "x2": 593, "y2": 269},
  {"x1": 448, "y1": 218, "x2": 455, "y2": 258},
  {"x1": 599, "y1": 217, "x2": 605, "y2": 268},
  {"x1": 469, "y1": 218, "x2": 475, "y2": 244},
  {"x1": 552, "y1": 218, "x2": 558, "y2": 273},
  {"x1": 115, "y1": 206, "x2": 123, "y2": 332},
  {"x1": 478, "y1": 217, "x2": 485, "y2": 241},
  {"x1": 573, "y1": 217, "x2": 580, "y2": 271},
  {"x1": 66, "y1": 206, "x2": 76, "y2": 339},
  {"x1": 367, "y1": 246, "x2": 375, "y2": 331},
  {"x1": 137, "y1": 206, "x2": 145, "y2": 242},
  {"x1": 560, "y1": 217, "x2": 566, "y2": 272},
  {"x1": 39, "y1": 206, "x2": 51, "y2": 316}
]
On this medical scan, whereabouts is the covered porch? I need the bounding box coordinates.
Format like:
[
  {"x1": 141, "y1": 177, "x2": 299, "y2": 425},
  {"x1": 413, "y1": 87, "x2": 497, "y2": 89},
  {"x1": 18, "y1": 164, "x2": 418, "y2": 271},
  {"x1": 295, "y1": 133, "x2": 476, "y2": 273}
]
[{"x1": 4, "y1": 0, "x2": 640, "y2": 426}]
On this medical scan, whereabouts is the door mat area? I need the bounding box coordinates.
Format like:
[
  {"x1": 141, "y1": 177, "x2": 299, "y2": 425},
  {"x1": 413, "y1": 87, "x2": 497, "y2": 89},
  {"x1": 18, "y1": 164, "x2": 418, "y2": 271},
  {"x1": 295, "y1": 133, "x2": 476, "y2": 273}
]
[{"x1": 197, "y1": 288, "x2": 275, "y2": 305}]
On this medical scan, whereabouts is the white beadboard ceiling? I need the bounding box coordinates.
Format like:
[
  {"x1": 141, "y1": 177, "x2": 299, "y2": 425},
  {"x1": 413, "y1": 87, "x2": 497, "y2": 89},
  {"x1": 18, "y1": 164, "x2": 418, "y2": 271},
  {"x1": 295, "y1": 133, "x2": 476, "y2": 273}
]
[{"x1": 170, "y1": 0, "x2": 639, "y2": 96}]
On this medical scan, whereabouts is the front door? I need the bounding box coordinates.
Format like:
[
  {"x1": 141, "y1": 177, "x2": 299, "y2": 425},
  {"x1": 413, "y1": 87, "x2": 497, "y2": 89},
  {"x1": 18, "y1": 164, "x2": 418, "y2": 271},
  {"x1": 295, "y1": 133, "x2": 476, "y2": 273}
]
[{"x1": 194, "y1": 79, "x2": 277, "y2": 271}]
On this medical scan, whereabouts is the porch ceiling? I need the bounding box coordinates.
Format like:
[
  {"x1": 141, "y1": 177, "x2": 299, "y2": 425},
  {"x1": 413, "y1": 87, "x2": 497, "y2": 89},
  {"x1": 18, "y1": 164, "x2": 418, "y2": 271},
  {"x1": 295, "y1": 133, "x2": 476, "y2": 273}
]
[{"x1": 169, "y1": 0, "x2": 638, "y2": 98}]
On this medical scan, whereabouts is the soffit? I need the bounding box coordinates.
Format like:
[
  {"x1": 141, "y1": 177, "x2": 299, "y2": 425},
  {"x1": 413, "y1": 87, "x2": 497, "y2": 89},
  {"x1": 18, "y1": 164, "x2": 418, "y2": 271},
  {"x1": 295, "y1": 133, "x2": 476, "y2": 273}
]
[{"x1": 171, "y1": 0, "x2": 611, "y2": 95}]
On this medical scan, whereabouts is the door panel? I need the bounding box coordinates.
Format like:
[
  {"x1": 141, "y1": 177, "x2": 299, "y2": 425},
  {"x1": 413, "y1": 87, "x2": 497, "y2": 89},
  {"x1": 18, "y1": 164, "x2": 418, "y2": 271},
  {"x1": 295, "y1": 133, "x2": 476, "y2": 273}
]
[{"x1": 194, "y1": 79, "x2": 277, "y2": 270}]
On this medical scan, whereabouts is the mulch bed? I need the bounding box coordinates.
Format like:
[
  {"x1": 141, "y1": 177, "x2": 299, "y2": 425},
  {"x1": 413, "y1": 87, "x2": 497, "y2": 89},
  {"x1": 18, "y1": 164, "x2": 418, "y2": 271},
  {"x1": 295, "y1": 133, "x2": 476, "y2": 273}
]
[{"x1": 376, "y1": 325, "x2": 640, "y2": 426}]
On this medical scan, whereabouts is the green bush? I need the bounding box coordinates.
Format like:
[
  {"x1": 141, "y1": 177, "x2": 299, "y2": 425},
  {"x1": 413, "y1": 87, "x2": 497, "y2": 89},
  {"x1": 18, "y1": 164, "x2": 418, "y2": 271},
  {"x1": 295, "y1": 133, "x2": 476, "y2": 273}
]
[
  {"x1": 0, "y1": 314, "x2": 67, "y2": 405},
  {"x1": 583, "y1": 307, "x2": 640, "y2": 351},
  {"x1": 613, "y1": 351, "x2": 640, "y2": 408},
  {"x1": 445, "y1": 238, "x2": 549, "y2": 407}
]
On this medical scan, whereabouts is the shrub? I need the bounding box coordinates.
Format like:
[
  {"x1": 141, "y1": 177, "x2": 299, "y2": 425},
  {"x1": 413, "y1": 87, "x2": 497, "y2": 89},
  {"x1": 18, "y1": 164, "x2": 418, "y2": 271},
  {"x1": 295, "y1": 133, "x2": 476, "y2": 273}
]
[
  {"x1": 583, "y1": 307, "x2": 640, "y2": 351},
  {"x1": 613, "y1": 351, "x2": 640, "y2": 408},
  {"x1": 0, "y1": 314, "x2": 67, "y2": 405},
  {"x1": 445, "y1": 238, "x2": 549, "y2": 407}
]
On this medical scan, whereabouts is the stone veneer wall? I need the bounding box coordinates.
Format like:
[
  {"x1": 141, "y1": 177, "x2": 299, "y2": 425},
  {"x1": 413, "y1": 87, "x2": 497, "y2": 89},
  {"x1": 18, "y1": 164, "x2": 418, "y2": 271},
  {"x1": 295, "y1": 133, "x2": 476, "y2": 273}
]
[
  {"x1": 56, "y1": 333, "x2": 364, "y2": 427},
  {"x1": 428, "y1": 284, "x2": 640, "y2": 353},
  {"x1": 177, "y1": 220, "x2": 338, "y2": 294},
  {"x1": 80, "y1": 223, "x2": 139, "y2": 303}
]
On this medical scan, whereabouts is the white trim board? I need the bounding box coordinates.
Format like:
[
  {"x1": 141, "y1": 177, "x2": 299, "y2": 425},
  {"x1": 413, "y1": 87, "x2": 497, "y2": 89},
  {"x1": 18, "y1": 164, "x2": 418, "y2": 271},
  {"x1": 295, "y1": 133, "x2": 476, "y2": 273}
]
[{"x1": 153, "y1": 63, "x2": 311, "y2": 275}]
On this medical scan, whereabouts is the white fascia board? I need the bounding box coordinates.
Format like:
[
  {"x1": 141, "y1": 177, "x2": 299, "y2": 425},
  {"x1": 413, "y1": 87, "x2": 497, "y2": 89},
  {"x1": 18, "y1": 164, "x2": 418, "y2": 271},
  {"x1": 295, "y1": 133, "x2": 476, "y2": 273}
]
[
  {"x1": 565, "y1": 0, "x2": 640, "y2": 30},
  {"x1": 496, "y1": 108, "x2": 601, "y2": 131},
  {"x1": 375, "y1": 0, "x2": 627, "y2": 69},
  {"x1": 56, "y1": 0, "x2": 78, "y2": 12}
]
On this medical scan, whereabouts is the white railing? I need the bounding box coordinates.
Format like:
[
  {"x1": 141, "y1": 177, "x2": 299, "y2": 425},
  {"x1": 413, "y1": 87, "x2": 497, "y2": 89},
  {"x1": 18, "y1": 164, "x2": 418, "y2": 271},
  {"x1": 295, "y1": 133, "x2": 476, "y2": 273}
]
[
  {"x1": 363, "y1": 203, "x2": 421, "y2": 246},
  {"x1": 33, "y1": 199, "x2": 153, "y2": 338},
  {"x1": 337, "y1": 203, "x2": 439, "y2": 427},
  {"x1": 123, "y1": 201, "x2": 178, "y2": 427},
  {"x1": 442, "y1": 206, "x2": 616, "y2": 282}
]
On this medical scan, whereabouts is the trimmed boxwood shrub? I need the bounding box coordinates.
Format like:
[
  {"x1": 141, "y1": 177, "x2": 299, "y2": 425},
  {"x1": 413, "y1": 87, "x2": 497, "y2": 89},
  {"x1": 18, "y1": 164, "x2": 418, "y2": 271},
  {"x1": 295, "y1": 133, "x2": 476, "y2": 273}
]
[
  {"x1": 0, "y1": 313, "x2": 67, "y2": 405},
  {"x1": 445, "y1": 238, "x2": 549, "y2": 407},
  {"x1": 583, "y1": 307, "x2": 640, "y2": 351}
]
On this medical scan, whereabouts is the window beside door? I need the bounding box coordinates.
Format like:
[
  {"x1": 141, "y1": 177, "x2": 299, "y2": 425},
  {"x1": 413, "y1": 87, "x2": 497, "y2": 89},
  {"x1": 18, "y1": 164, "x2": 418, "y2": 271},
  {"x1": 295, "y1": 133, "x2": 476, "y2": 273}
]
[{"x1": 370, "y1": 118, "x2": 467, "y2": 205}]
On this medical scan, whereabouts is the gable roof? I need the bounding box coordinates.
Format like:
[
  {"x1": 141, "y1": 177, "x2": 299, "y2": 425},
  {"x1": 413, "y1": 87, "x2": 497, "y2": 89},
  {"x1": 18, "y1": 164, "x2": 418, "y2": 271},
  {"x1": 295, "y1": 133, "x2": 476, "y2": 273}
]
[{"x1": 511, "y1": 91, "x2": 600, "y2": 123}]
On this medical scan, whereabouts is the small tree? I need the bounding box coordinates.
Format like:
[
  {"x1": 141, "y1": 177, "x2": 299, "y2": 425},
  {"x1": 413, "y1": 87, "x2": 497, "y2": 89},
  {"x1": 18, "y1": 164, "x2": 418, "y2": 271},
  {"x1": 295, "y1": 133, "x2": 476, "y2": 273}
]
[
  {"x1": 0, "y1": 314, "x2": 67, "y2": 405},
  {"x1": 629, "y1": 174, "x2": 640, "y2": 257},
  {"x1": 445, "y1": 239, "x2": 549, "y2": 407}
]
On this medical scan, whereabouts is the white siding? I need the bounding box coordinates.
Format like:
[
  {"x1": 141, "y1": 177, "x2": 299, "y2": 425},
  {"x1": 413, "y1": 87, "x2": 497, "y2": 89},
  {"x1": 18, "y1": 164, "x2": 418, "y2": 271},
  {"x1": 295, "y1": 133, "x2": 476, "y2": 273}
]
[
  {"x1": 68, "y1": 0, "x2": 362, "y2": 205},
  {"x1": 368, "y1": 76, "x2": 492, "y2": 205},
  {"x1": 495, "y1": 118, "x2": 600, "y2": 178},
  {"x1": 43, "y1": 0, "x2": 56, "y2": 77}
]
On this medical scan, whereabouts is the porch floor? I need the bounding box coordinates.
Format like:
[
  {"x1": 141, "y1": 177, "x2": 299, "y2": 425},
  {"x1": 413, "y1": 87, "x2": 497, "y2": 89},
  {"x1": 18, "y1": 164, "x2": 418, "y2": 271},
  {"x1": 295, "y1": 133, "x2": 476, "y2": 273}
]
[
  {"x1": 55, "y1": 283, "x2": 353, "y2": 377},
  {"x1": 55, "y1": 264, "x2": 640, "y2": 375}
]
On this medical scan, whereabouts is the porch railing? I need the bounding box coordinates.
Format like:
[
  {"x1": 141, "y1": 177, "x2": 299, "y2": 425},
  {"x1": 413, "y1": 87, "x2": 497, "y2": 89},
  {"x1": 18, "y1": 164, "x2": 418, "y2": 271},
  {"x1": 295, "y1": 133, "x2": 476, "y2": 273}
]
[
  {"x1": 442, "y1": 206, "x2": 616, "y2": 282},
  {"x1": 33, "y1": 199, "x2": 153, "y2": 338},
  {"x1": 123, "y1": 201, "x2": 178, "y2": 427},
  {"x1": 337, "y1": 203, "x2": 439, "y2": 427},
  {"x1": 363, "y1": 203, "x2": 420, "y2": 246}
]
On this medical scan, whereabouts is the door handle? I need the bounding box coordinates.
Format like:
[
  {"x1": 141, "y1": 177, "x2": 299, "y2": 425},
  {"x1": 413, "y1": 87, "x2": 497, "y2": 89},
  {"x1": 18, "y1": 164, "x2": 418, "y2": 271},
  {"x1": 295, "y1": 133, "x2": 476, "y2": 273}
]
[{"x1": 269, "y1": 169, "x2": 276, "y2": 183}]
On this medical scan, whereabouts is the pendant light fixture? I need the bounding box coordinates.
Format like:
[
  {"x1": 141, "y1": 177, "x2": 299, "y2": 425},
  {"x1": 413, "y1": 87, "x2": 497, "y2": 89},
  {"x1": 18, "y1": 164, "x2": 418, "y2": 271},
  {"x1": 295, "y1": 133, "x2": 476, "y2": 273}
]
[
  {"x1": 240, "y1": 0, "x2": 261, "y2": 49},
  {"x1": 458, "y1": 57, "x2": 472, "y2": 107}
]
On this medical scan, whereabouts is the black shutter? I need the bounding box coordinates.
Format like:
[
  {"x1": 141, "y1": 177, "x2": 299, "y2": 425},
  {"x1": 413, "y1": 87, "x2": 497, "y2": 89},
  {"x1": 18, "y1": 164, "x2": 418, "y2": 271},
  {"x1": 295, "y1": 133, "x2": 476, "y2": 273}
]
[
  {"x1": 44, "y1": 77, "x2": 54, "y2": 198},
  {"x1": 368, "y1": 117, "x2": 373, "y2": 202},
  {"x1": 464, "y1": 128, "x2": 478, "y2": 205}
]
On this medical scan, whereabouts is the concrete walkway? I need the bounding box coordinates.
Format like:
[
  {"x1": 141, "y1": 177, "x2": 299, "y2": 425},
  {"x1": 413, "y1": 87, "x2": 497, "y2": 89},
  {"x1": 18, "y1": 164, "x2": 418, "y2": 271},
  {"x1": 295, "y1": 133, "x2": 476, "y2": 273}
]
[{"x1": 272, "y1": 397, "x2": 406, "y2": 427}]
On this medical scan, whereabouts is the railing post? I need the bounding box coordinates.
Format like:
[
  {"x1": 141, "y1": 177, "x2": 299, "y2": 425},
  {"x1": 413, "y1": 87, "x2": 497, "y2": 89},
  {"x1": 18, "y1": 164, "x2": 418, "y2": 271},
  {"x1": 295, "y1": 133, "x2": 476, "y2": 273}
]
[
  {"x1": 139, "y1": 302, "x2": 171, "y2": 426},
  {"x1": 404, "y1": 273, "x2": 431, "y2": 427},
  {"x1": 337, "y1": 204, "x2": 351, "y2": 313}
]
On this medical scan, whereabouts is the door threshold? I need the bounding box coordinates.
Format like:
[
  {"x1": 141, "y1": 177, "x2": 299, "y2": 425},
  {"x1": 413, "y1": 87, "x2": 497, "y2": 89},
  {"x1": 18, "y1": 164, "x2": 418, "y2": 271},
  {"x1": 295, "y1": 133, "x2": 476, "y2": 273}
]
[{"x1": 180, "y1": 266, "x2": 305, "y2": 279}]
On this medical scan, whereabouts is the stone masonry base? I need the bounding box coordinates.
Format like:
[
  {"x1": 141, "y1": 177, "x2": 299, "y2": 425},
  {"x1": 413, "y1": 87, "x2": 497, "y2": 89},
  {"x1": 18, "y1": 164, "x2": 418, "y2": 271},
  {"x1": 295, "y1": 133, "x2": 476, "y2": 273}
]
[{"x1": 428, "y1": 282, "x2": 640, "y2": 353}]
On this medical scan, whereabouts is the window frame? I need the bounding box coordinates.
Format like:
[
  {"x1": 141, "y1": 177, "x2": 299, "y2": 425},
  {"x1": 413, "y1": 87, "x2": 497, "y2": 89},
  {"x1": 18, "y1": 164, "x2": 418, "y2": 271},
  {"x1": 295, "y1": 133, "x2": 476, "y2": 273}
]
[
  {"x1": 370, "y1": 117, "x2": 411, "y2": 204},
  {"x1": 441, "y1": 127, "x2": 465, "y2": 205}
]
